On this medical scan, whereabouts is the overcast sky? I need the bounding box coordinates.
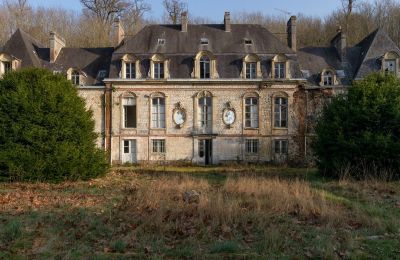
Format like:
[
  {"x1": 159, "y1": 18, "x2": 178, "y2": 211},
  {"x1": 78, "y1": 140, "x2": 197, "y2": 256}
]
[{"x1": 29, "y1": 0, "x2": 387, "y2": 21}]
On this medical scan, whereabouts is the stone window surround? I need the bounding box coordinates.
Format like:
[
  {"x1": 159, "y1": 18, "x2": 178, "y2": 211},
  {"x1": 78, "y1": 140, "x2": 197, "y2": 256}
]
[
  {"x1": 272, "y1": 92, "x2": 289, "y2": 129},
  {"x1": 67, "y1": 68, "x2": 86, "y2": 86},
  {"x1": 271, "y1": 54, "x2": 290, "y2": 79},
  {"x1": 149, "y1": 92, "x2": 166, "y2": 129},
  {"x1": 0, "y1": 53, "x2": 20, "y2": 78},
  {"x1": 120, "y1": 92, "x2": 137, "y2": 129},
  {"x1": 381, "y1": 51, "x2": 400, "y2": 76},
  {"x1": 319, "y1": 68, "x2": 338, "y2": 87},
  {"x1": 120, "y1": 54, "x2": 141, "y2": 79},
  {"x1": 243, "y1": 92, "x2": 260, "y2": 130},
  {"x1": 192, "y1": 51, "x2": 219, "y2": 79},
  {"x1": 242, "y1": 54, "x2": 262, "y2": 79},
  {"x1": 150, "y1": 54, "x2": 170, "y2": 79}
]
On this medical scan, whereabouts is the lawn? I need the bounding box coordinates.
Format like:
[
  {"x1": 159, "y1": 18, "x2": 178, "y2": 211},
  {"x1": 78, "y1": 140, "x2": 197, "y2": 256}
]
[{"x1": 0, "y1": 165, "x2": 399, "y2": 258}]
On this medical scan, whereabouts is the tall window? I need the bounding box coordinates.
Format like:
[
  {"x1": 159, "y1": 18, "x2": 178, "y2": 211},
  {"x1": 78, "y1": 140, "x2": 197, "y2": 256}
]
[
  {"x1": 71, "y1": 70, "x2": 80, "y2": 85},
  {"x1": 245, "y1": 139, "x2": 259, "y2": 154},
  {"x1": 383, "y1": 60, "x2": 396, "y2": 74},
  {"x1": 274, "y1": 97, "x2": 288, "y2": 128},
  {"x1": 152, "y1": 97, "x2": 165, "y2": 128},
  {"x1": 200, "y1": 56, "x2": 210, "y2": 79},
  {"x1": 275, "y1": 139, "x2": 288, "y2": 154},
  {"x1": 322, "y1": 71, "x2": 333, "y2": 86},
  {"x1": 152, "y1": 139, "x2": 165, "y2": 153},
  {"x1": 199, "y1": 97, "x2": 212, "y2": 127},
  {"x1": 154, "y1": 62, "x2": 164, "y2": 79},
  {"x1": 126, "y1": 62, "x2": 135, "y2": 79},
  {"x1": 3, "y1": 62, "x2": 11, "y2": 74},
  {"x1": 246, "y1": 62, "x2": 257, "y2": 79},
  {"x1": 245, "y1": 97, "x2": 259, "y2": 128},
  {"x1": 123, "y1": 97, "x2": 136, "y2": 128},
  {"x1": 274, "y1": 62, "x2": 285, "y2": 79}
]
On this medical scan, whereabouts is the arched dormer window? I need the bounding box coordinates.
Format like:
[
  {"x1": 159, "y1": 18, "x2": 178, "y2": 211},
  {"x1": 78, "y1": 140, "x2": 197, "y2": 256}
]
[
  {"x1": 382, "y1": 51, "x2": 400, "y2": 76},
  {"x1": 320, "y1": 69, "x2": 338, "y2": 86},
  {"x1": 272, "y1": 54, "x2": 290, "y2": 79},
  {"x1": 121, "y1": 54, "x2": 141, "y2": 79},
  {"x1": 193, "y1": 51, "x2": 218, "y2": 79},
  {"x1": 0, "y1": 53, "x2": 20, "y2": 78},
  {"x1": 150, "y1": 54, "x2": 169, "y2": 79},
  {"x1": 67, "y1": 68, "x2": 86, "y2": 86},
  {"x1": 242, "y1": 54, "x2": 261, "y2": 79}
]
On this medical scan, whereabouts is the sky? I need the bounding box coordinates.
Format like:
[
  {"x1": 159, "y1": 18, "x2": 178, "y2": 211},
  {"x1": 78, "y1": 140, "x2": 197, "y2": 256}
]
[{"x1": 29, "y1": 0, "x2": 382, "y2": 21}]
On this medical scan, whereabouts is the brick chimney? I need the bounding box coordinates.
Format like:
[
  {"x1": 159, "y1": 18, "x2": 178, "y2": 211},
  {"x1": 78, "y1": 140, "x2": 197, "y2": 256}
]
[
  {"x1": 49, "y1": 31, "x2": 65, "y2": 63},
  {"x1": 224, "y1": 12, "x2": 231, "y2": 32},
  {"x1": 287, "y1": 16, "x2": 297, "y2": 51},
  {"x1": 181, "y1": 12, "x2": 188, "y2": 32},
  {"x1": 112, "y1": 18, "x2": 125, "y2": 46},
  {"x1": 331, "y1": 26, "x2": 347, "y2": 62}
]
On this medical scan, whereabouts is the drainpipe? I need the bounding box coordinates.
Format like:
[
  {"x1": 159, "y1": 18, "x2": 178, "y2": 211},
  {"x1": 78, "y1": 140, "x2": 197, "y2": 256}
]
[{"x1": 305, "y1": 90, "x2": 308, "y2": 159}]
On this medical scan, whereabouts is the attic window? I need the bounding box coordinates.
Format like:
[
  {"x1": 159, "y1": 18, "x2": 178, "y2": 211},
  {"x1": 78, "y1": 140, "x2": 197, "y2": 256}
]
[
  {"x1": 158, "y1": 38, "x2": 165, "y2": 45},
  {"x1": 336, "y1": 70, "x2": 346, "y2": 78},
  {"x1": 200, "y1": 38, "x2": 209, "y2": 45},
  {"x1": 97, "y1": 70, "x2": 107, "y2": 80},
  {"x1": 244, "y1": 39, "x2": 253, "y2": 45}
]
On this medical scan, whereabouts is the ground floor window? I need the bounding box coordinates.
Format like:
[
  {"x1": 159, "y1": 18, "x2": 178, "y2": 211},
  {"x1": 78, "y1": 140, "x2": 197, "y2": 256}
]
[
  {"x1": 274, "y1": 139, "x2": 288, "y2": 154},
  {"x1": 152, "y1": 139, "x2": 165, "y2": 153},
  {"x1": 245, "y1": 139, "x2": 259, "y2": 154}
]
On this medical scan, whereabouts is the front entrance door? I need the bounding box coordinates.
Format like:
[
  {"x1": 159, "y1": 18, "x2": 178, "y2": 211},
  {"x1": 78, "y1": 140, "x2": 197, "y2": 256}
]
[
  {"x1": 199, "y1": 139, "x2": 212, "y2": 165},
  {"x1": 122, "y1": 140, "x2": 137, "y2": 164}
]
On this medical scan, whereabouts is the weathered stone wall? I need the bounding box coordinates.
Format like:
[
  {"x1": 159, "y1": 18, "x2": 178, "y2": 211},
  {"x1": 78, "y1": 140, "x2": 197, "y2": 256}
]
[{"x1": 109, "y1": 83, "x2": 304, "y2": 165}]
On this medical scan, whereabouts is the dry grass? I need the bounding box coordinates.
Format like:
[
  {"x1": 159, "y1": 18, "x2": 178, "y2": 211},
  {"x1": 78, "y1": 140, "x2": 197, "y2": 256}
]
[{"x1": 0, "y1": 166, "x2": 399, "y2": 258}]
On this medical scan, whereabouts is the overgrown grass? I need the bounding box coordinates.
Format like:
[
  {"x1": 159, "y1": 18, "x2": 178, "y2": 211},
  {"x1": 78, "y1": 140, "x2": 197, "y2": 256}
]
[{"x1": 0, "y1": 165, "x2": 399, "y2": 258}]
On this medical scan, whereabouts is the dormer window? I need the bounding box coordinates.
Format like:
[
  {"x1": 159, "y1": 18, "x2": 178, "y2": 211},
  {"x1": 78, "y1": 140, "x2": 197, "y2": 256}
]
[
  {"x1": 242, "y1": 54, "x2": 261, "y2": 79},
  {"x1": 201, "y1": 38, "x2": 209, "y2": 45},
  {"x1": 71, "y1": 70, "x2": 80, "y2": 85},
  {"x1": 200, "y1": 56, "x2": 210, "y2": 79},
  {"x1": 244, "y1": 39, "x2": 253, "y2": 45},
  {"x1": 150, "y1": 54, "x2": 169, "y2": 79},
  {"x1": 126, "y1": 62, "x2": 135, "y2": 79},
  {"x1": 322, "y1": 71, "x2": 333, "y2": 86},
  {"x1": 382, "y1": 51, "x2": 400, "y2": 77},
  {"x1": 272, "y1": 54, "x2": 289, "y2": 79},
  {"x1": 154, "y1": 62, "x2": 164, "y2": 79},
  {"x1": 121, "y1": 54, "x2": 140, "y2": 79},
  {"x1": 158, "y1": 38, "x2": 165, "y2": 45},
  {"x1": 3, "y1": 62, "x2": 11, "y2": 74},
  {"x1": 0, "y1": 53, "x2": 19, "y2": 78}
]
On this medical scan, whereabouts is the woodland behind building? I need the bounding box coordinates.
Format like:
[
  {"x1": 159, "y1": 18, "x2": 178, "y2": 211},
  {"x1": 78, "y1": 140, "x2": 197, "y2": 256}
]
[{"x1": 0, "y1": 0, "x2": 400, "y2": 48}]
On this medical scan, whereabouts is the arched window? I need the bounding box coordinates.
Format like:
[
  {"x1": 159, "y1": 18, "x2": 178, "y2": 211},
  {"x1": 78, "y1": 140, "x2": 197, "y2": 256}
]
[
  {"x1": 71, "y1": 70, "x2": 80, "y2": 85},
  {"x1": 243, "y1": 54, "x2": 261, "y2": 79},
  {"x1": 322, "y1": 70, "x2": 333, "y2": 86},
  {"x1": 272, "y1": 54, "x2": 289, "y2": 79},
  {"x1": 200, "y1": 56, "x2": 210, "y2": 79},
  {"x1": 274, "y1": 96, "x2": 288, "y2": 128}
]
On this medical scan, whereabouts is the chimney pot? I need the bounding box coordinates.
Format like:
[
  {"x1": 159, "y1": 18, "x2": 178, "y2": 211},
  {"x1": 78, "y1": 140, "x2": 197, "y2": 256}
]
[
  {"x1": 224, "y1": 12, "x2": 231, "y2": 32},
  {"x1": 181, "y1": 12, "x2": 188, "y2": 32}
]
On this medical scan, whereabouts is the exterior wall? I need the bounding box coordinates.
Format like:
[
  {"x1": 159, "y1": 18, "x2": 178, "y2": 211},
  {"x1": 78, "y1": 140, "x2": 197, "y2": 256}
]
[
  {"x1": 109, "y1": 82, "x2": 304, "y2": 165},
  {"x1": 78, "y1": 88, "x2": 105, "y2": 148}
]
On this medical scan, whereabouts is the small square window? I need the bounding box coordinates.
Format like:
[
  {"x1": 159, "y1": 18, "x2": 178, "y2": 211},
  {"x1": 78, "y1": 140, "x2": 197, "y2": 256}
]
[
  {"x1": 244, "y1": 39, "x2": 253, "y2": 45},
  {"x1": 158, "y1": 38, "x2": 165, "y2": 45},
  {"x1": 200, "y1": 38, "x2": 209, "y2": 45},
  {"x1": 152, "y1": 139, "x2": 166, "y2": 153},
  {"x1": 245, "y1": 139, "x2": 259, "y2": 154},
  {"x1": 274, "y1": 140, "x2": 288, "y2": 154}
]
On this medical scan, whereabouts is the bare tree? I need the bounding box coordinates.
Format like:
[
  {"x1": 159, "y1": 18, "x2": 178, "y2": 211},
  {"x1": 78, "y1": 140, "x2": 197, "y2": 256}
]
[
  {"x1": 122, "y1": 0, "x2": 150, "y2": 35},
  {"x1": 80, "y1": 0, "x2": 129, "y2": 24},
  {"x1": 163, "y1": 0, "x2": 186, "y2": 24},
  {"x1": 341, "y1": 0, "x2": 357, "y2": 33}
]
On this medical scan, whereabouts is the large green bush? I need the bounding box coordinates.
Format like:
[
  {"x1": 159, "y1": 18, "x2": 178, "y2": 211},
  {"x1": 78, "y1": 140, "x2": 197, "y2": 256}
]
[
  {"x1": 0, "y1": 68, "x2": 108, "y2": 182},
  {"x1": 314, "y1": 73, "x2": 400, "y2": 179}
]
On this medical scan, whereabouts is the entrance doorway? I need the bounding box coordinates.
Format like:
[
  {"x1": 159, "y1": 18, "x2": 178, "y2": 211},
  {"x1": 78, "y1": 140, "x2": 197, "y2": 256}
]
[
  {"x1": 199, "y1": 139, "x2": 212, "y2": 165},
  {"x1": 122, "y1": 140, "x2": 137, "y2": 164}
]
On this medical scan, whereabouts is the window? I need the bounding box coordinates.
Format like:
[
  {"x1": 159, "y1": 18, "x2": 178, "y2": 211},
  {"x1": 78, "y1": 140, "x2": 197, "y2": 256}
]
[
  {"x1": 274, "y1": 97, "x2": 288, "y2": 128},
  {"x1": 245, "y1": 97, "x2": 259, "y2": 128},
  {"x1": 199, "y1": 140, "x2": 205, "y2": 158},
  {"x1": 275, "y1": 139, "x2": 288, "y2": 154},
  {"x1": 322, "y1": 71, "x2": 333, "y2": 86},
  {"x1": 274, "y1": 62, "x2": 285, "y2": 79},
  {"x1": 152, "y1": 97, "x2": 165, "y2": 128},
  {"x1": 199, "y1": 97, "x2": 212, "y2": 127},
  {"x1": 201, "y1": 38, "x2": 209, "y2": 45},
  {"x1": 97, "y1": 70, "x2": 107, "y2": 80},
  {"x1": 152, "y1": 139, "x2": 165, "y2": 153},
  {"x1": 71, "y1": 70, "x2": 80, "y2": 85},
  {"x1": 154, "y1": 62, "x2": 164, "y2": 79},
  {"x1": 383, "y1": 60, "x2": 396, "y2": 74},
  {"x1": 123, "y1": 97, "x2": 136, "y2": 128},
  {"x1": 246, "y1": 139, "x2": 259, "y2": 154},
  {"x1": 246, "y1": 62, "x2": 257, "y2": 79},
  {"x1": 123, "y1": 140, "x2": 130, "y2": 154},
  {"x1": 3, "y1": 62, "x2": 11, "y2": 74},
  {"x1": 158, "y1": 38, "x2": 165, "y2": 45},
  {"x1": 126, "y1": 62, "x2": 135, "y2": 79},
  {"x1": 244, "y1": 39, "x2": 253, "y2": 45},
  {"x1": 200, "y1": 56, "x2": 210, "y2": 79}
]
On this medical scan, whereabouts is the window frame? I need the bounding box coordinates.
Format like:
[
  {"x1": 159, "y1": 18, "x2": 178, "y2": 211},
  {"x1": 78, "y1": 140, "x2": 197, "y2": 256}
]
[
  {"x1": 245, "y1": 139, "x2": 259, "y2": 154},
  {"x1": 71, "y1": 70, "x2": 80, "y2": 85},
  {"x1": 274, "y1": 96, "x2": 288, "y2": 128},
  {"x1": 152, "y1": 139, "x2": 166, "y2": 153},
  {"x1": 122, "y1": 96, "x2": 137, "y2": 129},
  {"x1": 125, "y1": 62, "x2": 136, "y2": 79},
  {"x1": 3, "y1": 61, "x2": 11, "y2": 74},
  {"x1": 246, "y1": 62, "x2": 257, "y2": 79},
  {"x1": 151, "y1": 96, "x2": 166, "y2": 129},
  {"x1": 199, "y1": 96, "x2": 212, "y2": 128},
  {"x1": 274, "y1": 62, "x2": 286, "y2": 79},
  {"x1": 154, "y1": 61, "x2": 165, "y2": 79},
  {"x1": 244, "y1": 97, "x2": 259, "y2": 129},
  {"x1": 200, "y1": 56, "x2": 211, "y2": 79},
  {"x1": 274, "y1": 139, "x2": 288, "y2": 155}
]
